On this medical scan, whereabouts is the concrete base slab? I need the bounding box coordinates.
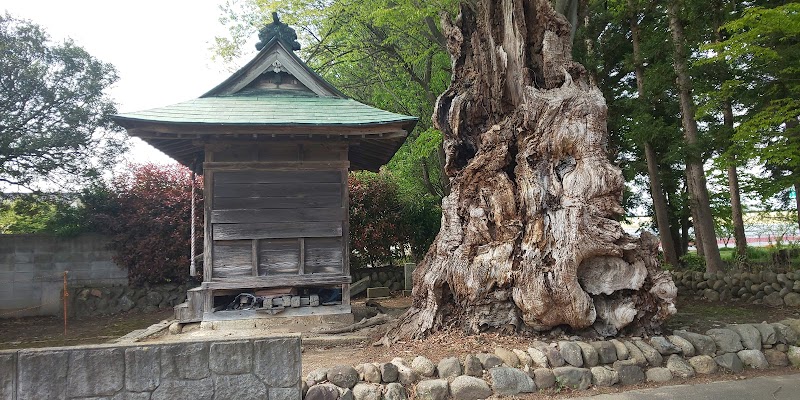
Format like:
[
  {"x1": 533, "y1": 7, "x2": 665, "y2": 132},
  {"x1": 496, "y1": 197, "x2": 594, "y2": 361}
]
[
  {"x1": 199, "y1": 310, "x2": 354, "y2": 333},
  {"x1": 367, "y1": 287, "x2": 391, "y2": 299}
]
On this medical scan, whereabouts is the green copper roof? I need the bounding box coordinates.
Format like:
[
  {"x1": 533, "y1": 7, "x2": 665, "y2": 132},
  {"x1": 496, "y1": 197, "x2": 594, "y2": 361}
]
[{"x1": 115, "y1": 93, "x2": 416, "y2": 126}]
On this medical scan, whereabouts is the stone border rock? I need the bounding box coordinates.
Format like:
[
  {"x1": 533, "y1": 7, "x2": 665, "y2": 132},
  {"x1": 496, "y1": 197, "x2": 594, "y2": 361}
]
[
  {"x1": 672, "y1": 270, "x2": 800, "y2": 307},
  {"x1": 303, "y1": 319, "x2": 800, "y2": 400},
  {"x1": 69, "y1": 283, "x2": 190, "y2": 317},
  {"x1": 352, "y1": 267, "x2": 405, "y2": 293}
]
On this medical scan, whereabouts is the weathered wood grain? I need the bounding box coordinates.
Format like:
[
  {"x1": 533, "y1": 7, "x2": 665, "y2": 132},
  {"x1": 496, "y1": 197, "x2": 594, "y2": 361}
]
[
  {"x1": 304, "y1": 237, "x2": 343, "y2": 274},
  {"x1": 210, "y1": 207, "x2": 344, "y2": 223},
  {"x1": 388, "y1": 0, "x2": 676, "y2": 340},
  {"x1": 212, "y1": 240, "x2": 253, "y2": 278},
  {"x1": 204, "y1": 161, "x2": 350, "y2": 171},
  {"x1": 213, "y1": 195, "x2": 342, "y2": 210},
  {"x1": 215, "y1": 170, "x2": 341, "y2": 184},
  {"x1": 212, "y1": 222, "x2": 342, "y2": 240},
  {"x1": 302, "y1": 146, "x2": 344, "y2": 161},
  {"x1": 202, "y1": 274, "x2": 351, "y2": 289},
  {"x1": 258, "y1": 239, "x2": 300, "y2": 275},
  {"x1": 213, "y1": 182, "x2": 341, "y2": 198}
]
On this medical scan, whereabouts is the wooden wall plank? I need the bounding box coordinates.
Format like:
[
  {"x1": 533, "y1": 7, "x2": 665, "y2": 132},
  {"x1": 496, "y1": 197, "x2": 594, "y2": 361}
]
[
  {"x1": 302, "y1": 144, "x2": 345, "y2": 161},
  {"x1": 204, "y1": 161, "x2": 350, "y2": 171},
  {"x1": 201, "y1": 274, "x2": 351, "y2": 290},
  {"x1": 258, "y1": 144, "x2": 300, "y2": 161},
  {"x1": 213, "y1": 195, "x2": 341, "y2": 210},
  {"x1": 212, "y1": 147, "x2": 259, "y2": 162},
  {"x1": 215, "y1": 170, "x2": 341, "y2": 184},
  {"x1": 258, "y1": 239, "x2": 300, "y2": 275},
  {"x1": 304, "y1": 237, "x2": 343, "y2": 274},
  {"x1": 213, "y1": 222, "x2": 342, "y2": 240},
  {"x1": 211, "y1": 207, "x2": 344, "y2": 223},
  {"x1": 214, "y1": 182, "x2": 341, "y2": 198},
  {"x1": 212, "y1": 240, "x2": 253, "y2": 278}
]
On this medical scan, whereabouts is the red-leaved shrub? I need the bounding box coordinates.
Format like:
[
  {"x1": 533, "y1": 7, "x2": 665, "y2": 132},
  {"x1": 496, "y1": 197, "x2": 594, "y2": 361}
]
[
  {"x1": 348, "y1": 172, "x2": 409, "y2": 267},
  {"x1": 87, "y1": 163, "x2": 203, "y2": 285}
]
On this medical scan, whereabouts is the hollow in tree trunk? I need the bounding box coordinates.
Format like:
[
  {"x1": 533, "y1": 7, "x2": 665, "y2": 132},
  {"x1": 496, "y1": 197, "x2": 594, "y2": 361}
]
[{"x1": 388, "y1": 0, "x2": 676, "y2": 340}]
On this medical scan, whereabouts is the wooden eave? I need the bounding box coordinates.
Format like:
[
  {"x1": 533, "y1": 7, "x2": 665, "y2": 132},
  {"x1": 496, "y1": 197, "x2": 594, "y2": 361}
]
[{"x1": 118, "y1": 119, "x2": 412, "y2": 173}]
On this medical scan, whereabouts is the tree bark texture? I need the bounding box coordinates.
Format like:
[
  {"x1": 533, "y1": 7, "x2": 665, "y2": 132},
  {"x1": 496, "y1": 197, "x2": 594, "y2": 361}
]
[
  {"x1": 390, "y1": 0, "x2": 676, "y2": 340},
  {"x1": 628, "y1": 2, "x2": 679, "y2": 267},
  {"x1": 712, "y1": 5, "x2": 748, "y2": 261},
  {"x1": 667, "y1": 0, "x2": 723, "y2": 273}
]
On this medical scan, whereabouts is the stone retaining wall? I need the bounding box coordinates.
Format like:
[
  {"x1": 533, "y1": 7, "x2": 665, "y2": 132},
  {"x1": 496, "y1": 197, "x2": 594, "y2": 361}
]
[
  {"x1": 302, "y1": 319, "x2": 800, "y2": 400},
  {"x1": 672, "y1": 269, "x2": 800, "y2": 307},
  {"x1": 68, "y1": 283, "x2": 191, "y2": 317},
  {"x1": 352, "y1": 266, "x2": 404, "y2": 291},
  {"x1": 0, "y1": 334, "x2": 301, "y2": 400}
]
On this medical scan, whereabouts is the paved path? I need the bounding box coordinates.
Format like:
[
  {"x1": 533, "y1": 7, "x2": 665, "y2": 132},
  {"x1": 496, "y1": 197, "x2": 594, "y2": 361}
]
[{"x1": 571, "y1": 373, "x2": 800, "y2": 400}]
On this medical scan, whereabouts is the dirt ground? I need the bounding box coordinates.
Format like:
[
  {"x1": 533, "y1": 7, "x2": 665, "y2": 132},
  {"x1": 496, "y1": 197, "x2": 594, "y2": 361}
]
[
  {"x1": 2, "y1": 294, "x2": 799, "y2": 398},
  {"x1": 0, "y1": 309, "x2": 173, "y2": 350}
]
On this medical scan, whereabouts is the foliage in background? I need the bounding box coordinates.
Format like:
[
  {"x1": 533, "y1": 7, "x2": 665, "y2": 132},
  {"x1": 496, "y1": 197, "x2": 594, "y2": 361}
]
[
  {"x1": 348, "y1": 171, "x2": 441, "y2": 268},
  {"x1": 0, "y1": 13, "x2": 127, "y2": 192},
  {"x1": 84, "y1": 163, "x2": 203, "y2": 286},
  {"x1": 0, "y1": 194, "x2": 93, "y2": 236},
  {"x1": 709, "y1": 3, "x2": 800, "y2": 218}
]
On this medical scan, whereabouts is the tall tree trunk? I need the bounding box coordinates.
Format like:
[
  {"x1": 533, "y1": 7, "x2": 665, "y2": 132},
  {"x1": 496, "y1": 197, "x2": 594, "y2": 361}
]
[
  {"x1": 724, "y1": 115, "x2": 747, "y2": 260},
  {"x1": 628, "y1": 1, "x2": 679, "y2": 267},
  {"x1": 645, "y1": 144, "x2": 680, "y2": 266},
  {"x1": 388, "y1": 0, "x2": 676, "y2": 340},
  {"x1": 713, "y1": 1, "x2": 748, "y2": 261},
  {"x1": 727, "y1": 161, "x2": 747, "y2": 258},
  {"x1": 788, "y1": 118, "x2": 800, "y2": 232},
  {"x1": 667, "y1": 0, "x2": 724, "y2": 273},
  {"x1": 688, "y1": 182, "x2": 705, "y2": 260},
  {"x1": 680, "y1": 211, "x2": 690, "y2": 256},
  {"x1": 795, "y1": 182, "x2": 800, "y2": 233}
]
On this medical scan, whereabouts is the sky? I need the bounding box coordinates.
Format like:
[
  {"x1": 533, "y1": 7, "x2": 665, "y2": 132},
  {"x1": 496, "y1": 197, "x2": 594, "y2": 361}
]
[{"x1": 4, "y1": 0, "x2": 246, "y2": 165}]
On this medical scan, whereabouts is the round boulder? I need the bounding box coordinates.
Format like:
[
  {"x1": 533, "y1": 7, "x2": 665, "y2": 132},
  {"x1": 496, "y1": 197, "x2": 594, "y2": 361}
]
[
  {"x1": 384, "y1": 383, "x2": 407, "y2": 400},
  {"x1": 327, "y1": 365, "x2": 359, "y2": 389},
  {"x1": 645, "y1": 367, "x2": 672, "y2": 383},
  {"x1": 450, "y1": 376, "x2": 492, "y2": 400},
  {"x1": 688, "y1": 355, "x2": 718, "y2": 374},
  {"x1": 412, "y1": 356, "x2": 436, "y2": 377}
]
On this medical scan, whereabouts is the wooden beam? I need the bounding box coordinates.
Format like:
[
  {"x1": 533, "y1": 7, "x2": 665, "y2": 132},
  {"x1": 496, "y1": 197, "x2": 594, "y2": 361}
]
[
  {"x1": 251, "y1": 239, "x2": 259, "y2": 276},
  {"x1": 124, "y1": 122, "x2": 410, "y2": 137},
  {"x1": 201, "y1": 274, "x2": 351, "y2": 290},
  {"x1": 212, "y1": 221, "x2": 342, "y2": 240},
  {"x1": 299, "y1": 238, "x2": 305, "y2": 275},
  {"x1": 204, "y1": 161, "x2": 350, "y2": 171}
]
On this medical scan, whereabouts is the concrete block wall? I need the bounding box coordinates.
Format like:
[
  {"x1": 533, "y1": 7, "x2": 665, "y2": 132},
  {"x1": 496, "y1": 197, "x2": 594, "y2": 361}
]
[
  {"x1": 0, "y1": 334, "x2": 302, "y2": 400},
  {"x1": 0, "y1": 234, "x2": 127, "y2": 317}
]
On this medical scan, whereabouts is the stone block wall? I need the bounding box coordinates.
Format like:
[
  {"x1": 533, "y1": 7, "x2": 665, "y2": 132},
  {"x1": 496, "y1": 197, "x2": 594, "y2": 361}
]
[
  {"x1": 68, "y1": 283, "x2": 191, "y2": 317},
  {"x1": 0, "y1": 234, "x2": 128, "y2": 317},
  {"x1": 352, "y1": 266, "x2": 404, "y2": 291},
  {"x1": 0, "y1": 334, "x2": 302, "y2": 400},
  {"x1": 672, "y1": 269, "x2": 800, "y2": 307}
]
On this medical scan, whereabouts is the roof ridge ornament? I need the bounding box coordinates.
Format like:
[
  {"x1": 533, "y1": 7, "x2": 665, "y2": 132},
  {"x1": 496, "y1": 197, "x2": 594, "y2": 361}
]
[{"x1": 256, "y1": 12, "x2": 301, "y2": 52}]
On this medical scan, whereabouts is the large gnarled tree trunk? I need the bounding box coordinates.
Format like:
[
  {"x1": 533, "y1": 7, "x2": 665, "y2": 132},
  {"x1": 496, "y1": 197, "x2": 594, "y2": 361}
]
[{"x1": 389, "y1": 0, "x2": 676, "y2": 340}]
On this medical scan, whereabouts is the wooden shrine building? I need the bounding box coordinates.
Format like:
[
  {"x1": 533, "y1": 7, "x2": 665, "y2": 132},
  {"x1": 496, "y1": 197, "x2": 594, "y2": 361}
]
[{"x1": 113, "y1": 15, "x2": 417, "y2": 323}]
